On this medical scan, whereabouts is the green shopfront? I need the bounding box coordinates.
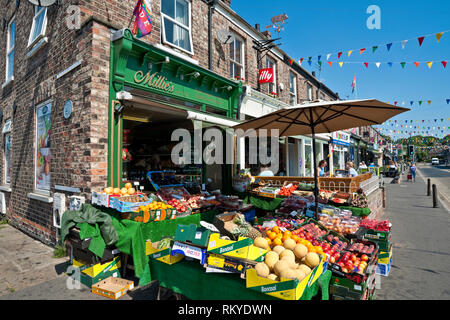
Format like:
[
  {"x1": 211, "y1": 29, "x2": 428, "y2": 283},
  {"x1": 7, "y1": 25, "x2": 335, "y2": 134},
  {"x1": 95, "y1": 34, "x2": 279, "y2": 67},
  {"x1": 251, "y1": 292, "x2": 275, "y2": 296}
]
[{"x1": 108, "y1": 29, "x2": 242, "y2": 193}]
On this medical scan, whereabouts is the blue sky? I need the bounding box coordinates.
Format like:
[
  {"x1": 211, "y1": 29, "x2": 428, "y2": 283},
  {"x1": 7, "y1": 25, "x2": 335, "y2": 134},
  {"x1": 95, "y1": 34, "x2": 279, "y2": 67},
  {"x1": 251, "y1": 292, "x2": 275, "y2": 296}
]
[{"x1": 231, "y1": 0, "x2": 450, "y2": 139}]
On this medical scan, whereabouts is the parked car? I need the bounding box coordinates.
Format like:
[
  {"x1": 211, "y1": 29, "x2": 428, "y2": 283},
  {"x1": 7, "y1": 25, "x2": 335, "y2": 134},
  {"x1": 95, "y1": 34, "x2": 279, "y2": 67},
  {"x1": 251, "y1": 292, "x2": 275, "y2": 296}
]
[{"x1": 431, "y1": 158, "x2": 439, "y2": 165}]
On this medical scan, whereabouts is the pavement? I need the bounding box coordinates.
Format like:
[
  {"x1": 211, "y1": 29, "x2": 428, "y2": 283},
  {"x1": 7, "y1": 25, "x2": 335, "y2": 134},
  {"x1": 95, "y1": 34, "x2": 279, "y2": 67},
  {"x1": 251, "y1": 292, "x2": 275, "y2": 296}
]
[
  {"x1": 416, "y1": 163, "x2": 450, "y2": 211},
  {"x1": 374, "y1": 171, "x2": 450, "y2": 300}
]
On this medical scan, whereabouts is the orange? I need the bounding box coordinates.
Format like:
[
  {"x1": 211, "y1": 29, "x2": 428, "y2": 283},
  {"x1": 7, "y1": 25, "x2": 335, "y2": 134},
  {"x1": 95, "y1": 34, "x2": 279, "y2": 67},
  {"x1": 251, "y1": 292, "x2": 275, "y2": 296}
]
[
  {"x1": 282, "y1": 234, "x2": 291, "y2": 243},
  {"x1": 273, "y1": 238, "x2": 282, "y2": 246},
  {"x1": 265, "y1": 238, "x2": 272, "y2": 246},
  {"x1": 268, "y1": 231, "x2": 276, "y2": 241},
  {"x1": 276, "y1": 233, "x2": 283, "y2": 239},
  {"x1": 272, "y1": 226, "x2": 280, "y2": 234},
  {"x1": 266, "y1": 230, "x2": 272, "y2": 237},
  {"x1": 283, "y1": 230, "x2": 292, "y2": 238},
  {"x1": 291, "y1": 235, "x2": 299, "y2": 242}
]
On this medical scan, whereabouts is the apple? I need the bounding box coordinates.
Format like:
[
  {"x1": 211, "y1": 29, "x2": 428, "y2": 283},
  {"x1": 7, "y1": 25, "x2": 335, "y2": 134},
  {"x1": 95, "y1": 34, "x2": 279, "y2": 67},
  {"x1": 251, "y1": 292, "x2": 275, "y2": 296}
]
[
  {"x1": 361, "y1": 254, "x2": 369, "y2": 262},
  {"x1": 330, "y1": 256, "x2": 336, "y2": 264}
]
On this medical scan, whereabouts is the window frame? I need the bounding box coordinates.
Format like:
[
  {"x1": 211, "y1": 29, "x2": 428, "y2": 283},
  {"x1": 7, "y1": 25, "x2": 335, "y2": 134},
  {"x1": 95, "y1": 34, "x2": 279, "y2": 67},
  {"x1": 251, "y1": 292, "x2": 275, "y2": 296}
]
[
  {"x1": 265, "y1": 56, "x2": 276, "y2": 94},
  {"x1": 28, "y1": 5, "x2": 48, "y2": 49},
  {"x1": 3, "y1": 119, "x2": 12, "y2": 186},
  {"x1": 289, "y1": 71, "x2": 297, "y2": 106},
  {"x1": 307, "y1": 83, "x2": 313, "y2": 101},
  {"x1": 6, "y1": 16, "x2": 16, "y2": 83},
  {"x1": 161, "y1": 0, "x2": 194, "y2": 55},
  {"x1": 229, "y1": 32, "x2": 245, "y2": 80},
  {"x1": 34, "y1": 100, "x2": 52, "y2": 195}
]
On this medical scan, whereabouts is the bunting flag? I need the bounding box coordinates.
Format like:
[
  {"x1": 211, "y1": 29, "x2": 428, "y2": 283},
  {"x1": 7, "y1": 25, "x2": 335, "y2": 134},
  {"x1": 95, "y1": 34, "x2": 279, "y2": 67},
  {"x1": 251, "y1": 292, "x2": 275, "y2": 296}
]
[
  {"x1": 364, "y1": 62, "x2": 369, "y2": 68},
  {"x1": 442, "y1": 61, "x2": 448, "y2": 68},
  {"x1": 360, "y1": 48, "x2": 366, "y2": 55},
  {"x1": 428, "y1": 100, "x2": 432, "y2": 105},
  {"x1": 375, "y1": 62, "x2": 381, "y2": 68},
  {"x1": 372, "y1": 46, "x2": 378, "y2": 53},
  {"x1": 318, "y1": 55, "x2": 322, "y2": 61},
  {"x1": 400, "y1": 62, "x2": 406, "y2": 69},
  {"x1": 388, "y1": 62, "x2": 393, "y2": 67},
  {"x1": 401, "y1": 40, "x2": 408, "y2": 49},
  {"x1": 348, "y1": 50, "x2": 353, "y2": 57},
  {"x1": 418, "y1": 36, "x2": 425, "y2": 46},
  {"x1": 289, "y1": 58, "x2": 294, "y2": 66},
  {"x1": 446, "y1": 99, "x2": 450, "y2": 104},
  {"x1": 386, "y1": 43, "x2": 393, "y2": 51},
  {"x1": 436, "y1": 32, "x2": 444, "y2": 42},
  {"x1": 326, "y1": 54, "x2": 331, "y2": 60},
  {"x1": 427, "y1": 61, "x2": 433, "y2": 68},
  {"x1": 132, "y1": 0, "x2": 153, "y2": 38},
  {"x1": 414, "y1": 62, "x2": 420, "y2": 68},
  {"x1": 299, "y1": 58, "x2": 304, "y2": 65},
  {"x1": 338, "y1": 52, "x2": 343, "y2": 59},
  {"x1": 339, "y1": 61, "x2": 344, "y2": 68},
  {"x1": 328, "y1": 61, "x2": 333, "y2": 67}
]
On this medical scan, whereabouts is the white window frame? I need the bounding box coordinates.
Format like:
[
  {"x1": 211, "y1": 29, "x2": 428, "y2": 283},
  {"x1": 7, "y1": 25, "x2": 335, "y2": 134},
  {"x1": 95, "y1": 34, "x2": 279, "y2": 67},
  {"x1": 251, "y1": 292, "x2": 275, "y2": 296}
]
[
  {"x1": 307, "y1": 83, "x2": 313, "y2": 101},
  {"x1": 229, "y1": 33, "x2": 245, "y2": 80},
  {"x1": 5, "y1": 17, "x2": 15, "y2": 83},
  {"x1": 34, "y1": 100, "x2": 52, "y2": 195},
  {"x1": 289, "y1": 71, "x2": 297, "y2": 106},
  {"x1": 161, "y1": 0, "x2": 194, "y2": 55},
  {"x1": 28, "y1": 6, "x2": 48, "y2": 49},
  {"x1": 3, "y1": 119, "x2": 12, "y2": 186},
  {"x1": 265, "y1": 56, "x2": 276, "y2": 94}
]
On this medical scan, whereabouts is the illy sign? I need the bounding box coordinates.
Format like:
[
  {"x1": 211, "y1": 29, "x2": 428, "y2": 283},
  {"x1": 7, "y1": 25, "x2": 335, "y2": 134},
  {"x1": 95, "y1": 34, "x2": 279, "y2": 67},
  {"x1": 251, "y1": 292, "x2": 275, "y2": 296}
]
[{"x1": 258, "y1": 68, "x2": 274, "y2": 84}]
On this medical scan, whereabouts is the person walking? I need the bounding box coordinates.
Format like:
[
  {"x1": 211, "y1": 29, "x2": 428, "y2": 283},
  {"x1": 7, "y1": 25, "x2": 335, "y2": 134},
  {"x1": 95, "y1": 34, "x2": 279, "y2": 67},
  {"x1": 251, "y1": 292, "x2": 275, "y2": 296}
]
[{"x1": 409, "y1": 162, "x2": 417, "y2": 182}]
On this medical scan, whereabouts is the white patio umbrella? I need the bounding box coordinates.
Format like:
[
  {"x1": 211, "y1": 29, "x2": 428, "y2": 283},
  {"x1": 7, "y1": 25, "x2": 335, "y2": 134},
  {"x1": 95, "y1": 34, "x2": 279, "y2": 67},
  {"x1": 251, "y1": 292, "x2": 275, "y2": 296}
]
[{"x1": 233, "y1": 99, "x2": 410, "y2": 216}]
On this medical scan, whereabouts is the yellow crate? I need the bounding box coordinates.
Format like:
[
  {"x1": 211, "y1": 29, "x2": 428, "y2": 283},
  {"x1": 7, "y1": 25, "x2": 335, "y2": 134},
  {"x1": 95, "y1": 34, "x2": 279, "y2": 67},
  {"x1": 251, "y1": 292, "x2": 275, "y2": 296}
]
[
  {"x1": 146, "y1": 240, "x2": 184, "y2": 265},
  {"x1": 245, "y1": 253, "x2": 326, "y2": 300},
  {"x1": 378, "y1": 246, "x2": 393, "y2": 265},
  {"x1": 207, "y1": 233, "x2": 268, "y2": 262},
  {"x1": 72, "y1": 256, "x2": 121, "y2": 278}
]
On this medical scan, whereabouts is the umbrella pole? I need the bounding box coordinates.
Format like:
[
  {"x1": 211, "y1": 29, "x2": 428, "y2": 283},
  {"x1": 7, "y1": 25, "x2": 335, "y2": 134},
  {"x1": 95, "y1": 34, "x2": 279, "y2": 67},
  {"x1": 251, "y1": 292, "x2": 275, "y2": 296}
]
[{"x1": 311, "y1": 128, "x2": 319, "y2": 219}]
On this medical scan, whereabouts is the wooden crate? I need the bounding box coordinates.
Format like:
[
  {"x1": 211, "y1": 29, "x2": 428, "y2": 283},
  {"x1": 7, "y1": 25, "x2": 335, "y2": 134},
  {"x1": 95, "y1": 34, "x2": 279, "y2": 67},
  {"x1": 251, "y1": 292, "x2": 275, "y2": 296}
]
[{"x1": 91, "y1": 276, "x2": 134, "y2": 300}]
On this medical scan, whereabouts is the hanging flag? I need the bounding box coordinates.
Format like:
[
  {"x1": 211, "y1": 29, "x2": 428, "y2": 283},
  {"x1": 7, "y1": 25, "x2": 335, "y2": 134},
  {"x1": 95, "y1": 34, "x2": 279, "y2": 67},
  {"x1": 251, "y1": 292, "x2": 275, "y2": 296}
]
[
  {"x1": 428, "y1": 100, "x2": 432, "y2": 105},
  {"x1": 318, "y1": 55, "x2": 322, "y2": 61},
  {"x1": 386, "y1": 43, "x2": 393, "y2": 51},
  {"x1": 394, "y1": 101, "x2": 398, "y2": 106},
  {"x1": 400, "y1": 62, "x2": 406, "y2": 69},
  {"x1": 410, "y1": 101, "x2": 414, "y2": 106},
  {"x1": 375, "y1": 62, "x2": 381, "y2": 68},
  {"x1": 436, "y1": 32, "x2": 444, "y2": 43},
  {"x1": 427, "y1": 61, "x2": 433, "y2": 68},
  {"x1": 364, "y1": 62, "x2": 369, "y2": 68},
  {"x1": 339, "y1": 62, "x2": 344, "y2": 68},
  {"x1": 289, "y1": 58, "x2": 294, "y2": 66},
  {"x1": 351, "y1": 75, "x2": 356, "y2": 93},
  {"x1": 308, "y1": 57, "x2": 312, "y2": 66},
  {"x1": 372, "y1": 46, "x2": 378, "y2": 53},
  {"x1": 442, "y1": 61, "x2": 447, "y2": 68},
  {"x1": 338, "y1": 52, "x2": 343, "y2": 59},
  {"x1": 419, "y1": 101, "x2": 423, "y2": 105},
  {"x1": 299, "y1": 58, "x2": 304, "y2": 65},
  {"x1": 446, "y1": 99, "x2": 450, "y2": 104},
  {"x1": 318, "y1": 61, "x2": 323, "y2": 67},
  {"x1": 388, "y1": 62, "x2": 393, "y2": 67},
  {"x1": 132, "y1": 0, "x2": 154, "y2": 38},
  {"x1": 326, "y1": 54, "x2": 331, "y2": 60},
  {"x1": 328, "y1": 61, "x2": 333, "y2": 67},
  {"x1": 401, "y1": 40, "x2": 408, "y2": 49},
  {"x1": 348, "y1": 50, "x2": 353, "y2": 57},
  {"x1": 360, "y1": 48, "x2": 366, "y2": 55},
  {"x1": 418, "y1": 36, "x2": 425, "y2": 46},
  {"x1": 414, "y1": 62, "x2": 420, "y2": 68}
]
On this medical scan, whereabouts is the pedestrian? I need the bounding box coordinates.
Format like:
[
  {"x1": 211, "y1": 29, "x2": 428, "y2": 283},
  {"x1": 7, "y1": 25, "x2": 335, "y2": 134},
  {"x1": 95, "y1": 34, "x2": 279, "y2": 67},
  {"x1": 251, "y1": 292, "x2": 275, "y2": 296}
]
[
  {"x1": 317, "y1": 160, "x2": 328, "y2": 177},
  {"x1": 346, "y1": 161, "x2": 358, "y2": 177},
  {"x1": 410, "y1": 162, "x2": 417, "y2": 182}
]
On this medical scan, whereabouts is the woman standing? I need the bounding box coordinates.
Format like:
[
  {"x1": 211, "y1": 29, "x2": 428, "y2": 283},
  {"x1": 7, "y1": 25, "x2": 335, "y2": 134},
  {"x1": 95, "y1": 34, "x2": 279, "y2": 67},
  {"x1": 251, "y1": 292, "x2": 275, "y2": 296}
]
[
  {"x1": 409, "y1": 162, "x2": 417, "y2": 182},
  {"x1": 317, "y1": 160, "x2": 328, "y2": 177},
  {"x1": 346, "y1": 161, "x2": 358, "y2": 177}
]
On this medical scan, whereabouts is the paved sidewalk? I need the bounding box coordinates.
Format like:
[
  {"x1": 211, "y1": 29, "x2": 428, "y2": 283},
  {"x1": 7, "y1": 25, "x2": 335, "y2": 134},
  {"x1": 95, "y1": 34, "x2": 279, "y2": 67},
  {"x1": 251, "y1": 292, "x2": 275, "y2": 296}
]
[{"x1": 374, "y1": 172, "x2": 450, "y2": 300}]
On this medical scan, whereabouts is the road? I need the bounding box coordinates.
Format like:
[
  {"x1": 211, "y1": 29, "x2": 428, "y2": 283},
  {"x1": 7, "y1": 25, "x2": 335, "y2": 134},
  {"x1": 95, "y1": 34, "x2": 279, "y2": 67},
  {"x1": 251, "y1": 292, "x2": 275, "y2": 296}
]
[{"x1": 416, "y1": 163, "x2": 450, "y2": 211}]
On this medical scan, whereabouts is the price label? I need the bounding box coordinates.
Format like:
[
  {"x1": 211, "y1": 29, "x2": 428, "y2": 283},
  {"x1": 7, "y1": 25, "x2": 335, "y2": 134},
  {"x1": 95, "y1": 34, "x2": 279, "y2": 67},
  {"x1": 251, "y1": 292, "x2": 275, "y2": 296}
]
[{"x1": 134, "y1": 182, "x2": 140, "y2": 186}]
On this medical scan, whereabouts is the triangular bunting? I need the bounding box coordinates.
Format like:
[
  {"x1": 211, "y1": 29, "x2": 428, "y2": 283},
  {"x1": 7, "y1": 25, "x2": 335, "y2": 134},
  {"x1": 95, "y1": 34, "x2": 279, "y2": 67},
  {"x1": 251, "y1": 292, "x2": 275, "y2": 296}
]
[
  {"x1": 386, "y1": 43, "x2": 393, "y2": 51},
  {"x1": 400, "y1": 62, "x2": 406, "y2": 69},
  {"x1": 410, "y1": 101, "x2": 414, "y2": 106},
  {"x1": 428, "y1": 100, "x2": 431, "y2": 105},
  {"x1": 299, "y1": 58, "x2": 304, "y2": 65},
  {"x1": 418, "y1": 36, "x2": 425, "y2": 46},
  {"x1": 328, "y1": 61, "x2": 333, "y2": 67},
  {"x1": 436, "y1": 32, "x2": 444, "y2": 43},
  {"x1": 348, "y1": 50, "x2": 353, "y2": 57},
  {"x1": 318, "y1": 55, "x2": 322, "y2": 61},
  {"x1": 427, "y1": 61, "x2": 433, "y2": 69},
  {"x1": 446, "y1": 99, "x2": 450, "y2": 104},
  {"x1": 338, "y1": 52, "x2": 343, "y2": 59},
  {"x1": 419, "y1": 101, "x2": 423, "y2": 105},
  {"x1": 388, "y1": 62, "x2": 393, "y2": 67},
  {"x1": 414, "y1": 62, "x2": 420, "y2": 68},
  {"x1": 318, "y1": 61, "x2": 322, "y2": 66},
  {"x1": 364, "y1": 62, "x2": 369, "y2": 68},
  {"x1": 372, "y1": 46, "x2": 378, "y2": 53},
  {"x1": 401, "y1": 40, "x2": 408, "y2": 49},
  {"x1": 339, "y1": 62, "x2": 344, "y2": 68},
  {"x1": 360, "y1": 48, "x2": 366, "y2": 55},
  {"x1": 375, "y1": 62, "x2": 381, "y2": 68},
  {"x1": 326, "y1": 54, "x2": 331, "y2": 60},
  {"x1": 442, "y1": 61, "x2": 447, "y2": 68}
]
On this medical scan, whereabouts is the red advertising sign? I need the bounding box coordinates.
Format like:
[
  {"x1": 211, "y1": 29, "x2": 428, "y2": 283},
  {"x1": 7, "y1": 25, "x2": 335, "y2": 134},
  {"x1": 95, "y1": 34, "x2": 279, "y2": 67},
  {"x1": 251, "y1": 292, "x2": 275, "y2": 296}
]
[{"x1": 258, "y1": 68, "x2": 274, "y2": 84}]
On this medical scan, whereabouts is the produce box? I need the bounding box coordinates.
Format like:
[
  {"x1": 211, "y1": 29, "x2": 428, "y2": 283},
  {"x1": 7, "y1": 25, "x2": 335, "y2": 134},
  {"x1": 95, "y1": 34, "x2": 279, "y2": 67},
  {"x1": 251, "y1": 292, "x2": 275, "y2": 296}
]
[
  {"x1": 91, "y1": 277, "x2": 134, "y2": 300},
  {"x1": 245, "y1": 253, "x2": 326, "y2": 300},
  {"x1": 346, "y1": 239, "x2": 379, "y2": 260},
  {"x1": 147, "y1": 170, "x2": 183, "y2": 191},
  {"x1": 206, "y1": 233, "x2": 267, "y2": 262},
  {"x1": 109, "y1": 194, "x2": 152, "y2": 213},
  {"x1": 330, "y1": 270, "x2": 376, "y2": 300},
  {"x1": 69, "y1": 257, "x2": 121, "y2": 288},
  {"x1": 146, "y1": 240, "x2": 184, "y2": 265},
  {"x1": 212, "y1": 211, "x2": 244, "y2": 241},
  {"x1": 330, "y1": 250, "x2": 378, "y2": 284},
  {"x1": 120, "y1": 208, "x2": 177, "y2": 223},
  {"x1": 204, "y1": 253, "x2": 256, "y2": 277},
  {"x1": 171, "y1": 241, "x2": 207, "y2": 265},
  {"x1": 377, "y1": 256, "x2": 392, "y2": 277},
  {"x1": 355, "y1": 227, "x2": 391, "y2": 252},
  {"x1": 174, "y1": 224, "x2": 212, "y2": 248},
  {"x1": 91, "y1": 192, "x2": 119, "y2": 207}
]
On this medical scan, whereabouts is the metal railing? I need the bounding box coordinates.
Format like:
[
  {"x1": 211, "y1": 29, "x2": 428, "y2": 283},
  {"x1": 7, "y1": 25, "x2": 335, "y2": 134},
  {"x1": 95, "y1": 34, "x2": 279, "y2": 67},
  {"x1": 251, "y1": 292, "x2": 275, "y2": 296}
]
[{"x1": 359, "y1": 175, "x2": 380, "y2": 196}]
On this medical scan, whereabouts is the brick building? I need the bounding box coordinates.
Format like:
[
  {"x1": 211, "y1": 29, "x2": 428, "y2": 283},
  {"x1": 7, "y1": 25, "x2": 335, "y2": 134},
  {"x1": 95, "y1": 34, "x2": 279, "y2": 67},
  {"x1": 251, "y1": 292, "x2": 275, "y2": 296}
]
[{"x1": 0, "y1": 0, "x2": 339, "y2": 245}]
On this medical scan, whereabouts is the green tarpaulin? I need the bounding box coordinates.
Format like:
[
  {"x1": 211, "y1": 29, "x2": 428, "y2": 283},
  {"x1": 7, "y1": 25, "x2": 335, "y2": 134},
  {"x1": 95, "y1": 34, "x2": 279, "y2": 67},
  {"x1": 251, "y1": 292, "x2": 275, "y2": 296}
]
[
  {"x1": 339, "y1": 206, "x2": 371, "y2": 217},
  {"x1": 149, "y1": 258, "x2": 331, "y2": 300},
  {"x1": 247, "y1": 195, "x2": 285, "y2": 211}
]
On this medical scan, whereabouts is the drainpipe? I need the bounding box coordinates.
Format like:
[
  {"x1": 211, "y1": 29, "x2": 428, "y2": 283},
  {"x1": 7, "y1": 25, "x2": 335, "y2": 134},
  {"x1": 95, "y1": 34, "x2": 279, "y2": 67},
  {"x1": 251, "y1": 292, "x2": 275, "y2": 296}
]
[{"x1": 207, "y1": 0, "x2": 219, "y2": 71}]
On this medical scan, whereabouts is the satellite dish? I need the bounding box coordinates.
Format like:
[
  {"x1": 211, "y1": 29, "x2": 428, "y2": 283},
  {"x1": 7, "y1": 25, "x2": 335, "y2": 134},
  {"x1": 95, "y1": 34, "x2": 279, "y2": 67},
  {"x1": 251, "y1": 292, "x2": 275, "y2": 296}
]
[
  {"x1": 26, "y1": 0, "x2": 57, "y2": 7},
  {"x1": 217, "y1": 29, "x2": 233, "y2": 44}
]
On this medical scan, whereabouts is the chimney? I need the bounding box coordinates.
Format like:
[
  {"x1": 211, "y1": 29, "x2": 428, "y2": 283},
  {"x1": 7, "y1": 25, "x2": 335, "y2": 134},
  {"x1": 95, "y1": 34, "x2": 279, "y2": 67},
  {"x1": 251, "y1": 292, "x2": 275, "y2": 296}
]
[
  {"x1": 255, "y1": 24, "x2": 260, "y2": 32},
  {"x1": 312, "y1": 71, "x2": 316, "y2": 77}
]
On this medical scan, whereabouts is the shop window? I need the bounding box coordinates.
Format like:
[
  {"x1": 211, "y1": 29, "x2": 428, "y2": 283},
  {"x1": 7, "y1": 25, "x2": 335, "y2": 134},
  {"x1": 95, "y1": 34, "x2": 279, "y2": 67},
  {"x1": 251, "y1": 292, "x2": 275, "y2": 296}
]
[
  {"x1": 304, "y1": 141, "x2": 312, "y2": 177},
  {"x1": 2, "y1": 119, "x2": 12, "y2": 185},
  {"x1": 28, "y1": 6, "x2": 48, "y2": 48},
  {"x1": 229, "y1": 33, "x2": 244, "y2": 80},
  {"x1": 5, "y1": 17, "x2": 15, "y2": 83},
  {"x1": 265, "y1": 57, "x2": 276, "y2": 94},
  {"x1": 35, "y1": 101, "x2": 52, "y2": 193},
  {"x1": 289, "y1": 72, "x2": 297, "y2": 106},
  {"x1": 161, "y1": 0, "x2": 193, "y2": 54}
]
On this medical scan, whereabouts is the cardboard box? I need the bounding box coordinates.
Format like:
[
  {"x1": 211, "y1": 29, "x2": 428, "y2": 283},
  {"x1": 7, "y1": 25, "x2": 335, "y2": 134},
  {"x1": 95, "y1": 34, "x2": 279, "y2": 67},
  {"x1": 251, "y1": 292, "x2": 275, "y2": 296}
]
[
  {"x1": 377, "y1": 256, "x2": 392, "y2": 277},
  {"x1": 69, "y1": 257, "x2": 121, "y2": 288},
  {"x1": 204, "y1": 253, "x2": 255, "y2": 277},
  {"x1": 378, "y1": 245, "x2": 393, "y2": 265},
  {"x1": 109, "y1": 195, "x2": 152, "y2": 213},
  {"x1": 174, "y1": 224, "x2": 211, "y2": 247},
  {"x1": 91, "y1": 192, "x2": 119, "y2": 207},
  {"x1": 245, "y1": 253, "x2": 326, "y2": 300},
  {"x1": 120, "y1": 208, "x2": 177, "y2": 223},
  {"x1": 146, "y1": 240, "x2": 184, "y2": 265},
  {"x1": 171, "y1": 241, "x2": 207, "y2": 264},
  {"x1": 91, "y1": 277, "x2": 134, "y2": 300},
  {"x1": 207, "y1": 233, "x2": 267, "y2": 262}
]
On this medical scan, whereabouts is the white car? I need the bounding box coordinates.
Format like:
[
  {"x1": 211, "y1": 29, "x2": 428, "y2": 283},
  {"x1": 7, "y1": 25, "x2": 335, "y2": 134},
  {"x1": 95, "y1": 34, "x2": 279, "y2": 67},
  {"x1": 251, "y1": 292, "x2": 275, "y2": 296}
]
[{"x1": 431, "y1": 158, "x2": 439, "y2": 165}]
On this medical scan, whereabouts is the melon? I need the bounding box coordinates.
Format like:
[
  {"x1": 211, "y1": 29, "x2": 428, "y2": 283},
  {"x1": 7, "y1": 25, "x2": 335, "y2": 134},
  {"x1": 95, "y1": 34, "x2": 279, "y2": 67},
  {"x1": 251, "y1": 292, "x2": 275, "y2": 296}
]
[
  {"x1": 298, "y1": 264, "x2": 312, "y2": 275},
  {"x1": 273, "y1": 260, "x2": 290, "y2": 276},
  {"x1": 253, "y1": 237, "x2": 269, "y2": 250},
  {"x1": 279, "y1": 268, "x2": 297, "y2": 280},
  {"x1": 255, "y1": 262, "x2": 270, "y2": 278},
  {"x1": 294, "y1": 244, "x2": 308, "y2": 259},
  {"x1": 294, "y1": 269, "x2": 307, "y2": 282},
  {"x1": 273, "y1": 245, "x2": 285, "y2": 255},
  {"x1": 283, "y1": 238, "x2": 297, "y2": 251},
  {"x1": 113, "y1": 188, "x2": 121, "y2": 195},
  {"x1": 305, "y1": 252, "x2": 320, "y2": 268},
  {"x1": 279, "y1": 249, "x2": 295, "y2": 260},
  {"x1": 281, "y1": 255, "x2": 298, "y2": 269},
  {"x1": 264, "y1": 251, "x2": 279, "y2": 270}
]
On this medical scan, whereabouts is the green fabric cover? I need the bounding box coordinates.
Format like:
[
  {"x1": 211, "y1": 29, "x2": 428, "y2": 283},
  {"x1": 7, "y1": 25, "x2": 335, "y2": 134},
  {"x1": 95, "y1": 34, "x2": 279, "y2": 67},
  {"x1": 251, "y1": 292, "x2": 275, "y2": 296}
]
[
  {"x1": 149, "y1": 259, "x2": 331, "y2": 300},
  {"x1": 61, "y1": 204, "x2": 119, "y2": 258},
  {"x1": 339, "y1": 206, "x2": 371, "y2": 217},
  {"x1": 247, "y1": 195, "x2": 285, "y2": 211}
]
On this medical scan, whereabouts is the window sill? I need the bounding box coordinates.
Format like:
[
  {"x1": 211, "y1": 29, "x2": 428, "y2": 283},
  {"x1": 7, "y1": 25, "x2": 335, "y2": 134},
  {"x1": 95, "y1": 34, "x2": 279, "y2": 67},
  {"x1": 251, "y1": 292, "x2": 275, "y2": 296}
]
[
  {"x1": 27, "y1": 192, "x2": 53, "y2": 203},
  {"x1": 0, "y1": 186, "x2": 12, "y2": 192},
  {"x1": 26, "y1": 37, "x2": 48, "y2": 60},
  {"x1": 154, "y1": 43, "x2": 198, "y2": 65},
  {"x1": 2, "y1": 77, "x2": 14, "y2": 89}
]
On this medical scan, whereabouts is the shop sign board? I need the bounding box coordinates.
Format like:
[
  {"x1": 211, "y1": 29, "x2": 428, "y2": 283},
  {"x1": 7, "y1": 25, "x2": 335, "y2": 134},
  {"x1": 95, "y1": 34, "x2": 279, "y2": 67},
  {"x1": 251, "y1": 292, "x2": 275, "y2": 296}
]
[
  {"x1": 258, "y1": 68, "x2": 274, "y2": 84},
  {"x1": 331, "y1": 131, "x2": 351, "y2": 147}
]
